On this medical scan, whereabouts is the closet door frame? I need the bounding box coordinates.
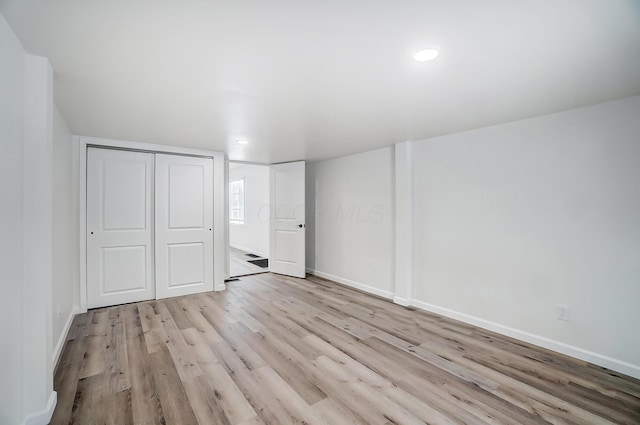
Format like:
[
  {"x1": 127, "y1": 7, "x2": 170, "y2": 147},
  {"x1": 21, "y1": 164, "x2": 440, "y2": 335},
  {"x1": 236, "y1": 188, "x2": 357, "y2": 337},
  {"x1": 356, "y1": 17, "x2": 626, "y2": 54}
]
[{"x1": 78, "y1": 136, "x2": 227, "y2": 313}]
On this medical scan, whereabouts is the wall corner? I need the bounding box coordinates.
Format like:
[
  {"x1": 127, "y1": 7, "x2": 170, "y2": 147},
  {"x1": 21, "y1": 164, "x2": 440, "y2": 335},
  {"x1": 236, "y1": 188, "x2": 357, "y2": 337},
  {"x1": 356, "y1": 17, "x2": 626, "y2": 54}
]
[{"x1": 394, "y1": 141, "x2": 414, "y2": 305}]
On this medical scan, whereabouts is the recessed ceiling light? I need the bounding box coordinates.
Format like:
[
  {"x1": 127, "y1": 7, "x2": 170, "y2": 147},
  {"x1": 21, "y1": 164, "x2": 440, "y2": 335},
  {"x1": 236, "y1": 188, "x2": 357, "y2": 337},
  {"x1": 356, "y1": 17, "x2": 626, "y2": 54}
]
[
  {"x1": 414, "y1": 49, "x2": 439, "y2": 62},
  {"x1": 236, "y1": 140, "x2": 249, "y2": 145}
]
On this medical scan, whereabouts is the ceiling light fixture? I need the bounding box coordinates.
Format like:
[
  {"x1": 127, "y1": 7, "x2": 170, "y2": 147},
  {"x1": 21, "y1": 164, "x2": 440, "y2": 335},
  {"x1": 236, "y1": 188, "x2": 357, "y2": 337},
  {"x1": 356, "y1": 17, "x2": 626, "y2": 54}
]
[
  {"x1": 236, "y1": 140, "x2": 249, "y2": 145},
  {"x1": 414, "y1": 48, "x2": 439, "y2": 62}
]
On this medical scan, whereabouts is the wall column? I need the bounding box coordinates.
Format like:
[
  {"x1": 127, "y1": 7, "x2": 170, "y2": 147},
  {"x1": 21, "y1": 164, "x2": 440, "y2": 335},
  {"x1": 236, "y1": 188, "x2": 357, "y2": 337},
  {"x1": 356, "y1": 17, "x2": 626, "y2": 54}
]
[
  {"x1": 394, "y1": 141, "x2": 413, "y2": 306},
  {"x1": 22, "y1": 53, "x2": 56, "y2": 423}
]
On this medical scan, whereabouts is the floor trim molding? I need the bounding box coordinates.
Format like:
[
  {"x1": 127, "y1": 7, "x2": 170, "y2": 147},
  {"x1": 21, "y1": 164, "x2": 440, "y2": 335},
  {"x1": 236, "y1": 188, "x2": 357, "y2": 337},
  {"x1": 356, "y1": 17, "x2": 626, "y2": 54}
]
[
  {"x1": 410, "y1": 299, "x2": 640, "y2": 380},
  {"x1": 306, "y1": 268, "x2": 394, "y2": 300},
  {"x1": 393, "y1": 296, "x2": 411, "y2": 307},
  {"x1": 53, "y1": 306, "x2": 81, "y2": 370},
  {"x1": 23, "y1": 391, "x2": 57, "y2": 425}
]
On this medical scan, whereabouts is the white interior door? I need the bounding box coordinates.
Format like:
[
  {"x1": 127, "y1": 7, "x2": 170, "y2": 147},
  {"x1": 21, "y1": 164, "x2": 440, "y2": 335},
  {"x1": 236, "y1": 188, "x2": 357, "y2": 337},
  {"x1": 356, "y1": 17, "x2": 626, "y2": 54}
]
[
  {"x1": 155, "y1": 154, "x2": 214, "y2": 299},
  {"x1": 270, "y1": 161, "x2": 306, "y2": 278},
  {"x1": 87, "y1": 148, "x2": 155, "y2": 308}
]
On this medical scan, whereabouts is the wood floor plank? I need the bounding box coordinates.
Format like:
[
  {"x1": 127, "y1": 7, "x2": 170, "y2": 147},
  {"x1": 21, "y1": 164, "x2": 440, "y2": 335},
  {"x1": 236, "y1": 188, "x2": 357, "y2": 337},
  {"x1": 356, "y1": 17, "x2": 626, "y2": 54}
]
[
  {"x1": 49, "y1": 338, "x2": 88, "y2": 425},
  {"x1": 240, "y1": 297, "x2": 324, "y2": 361},
  {"x1": 51, "y1": 272, "x2": 640, "y2": 425},
  {"x1": 69, "y1": 374, "x2": 104, "y2": 425},
  {"x1": 240, "y1": 327, "x2": 327, "y2": 405},
  {"x1": 302, "y1": 320, "x2": 497, "y2": 424},
  {"x1": 106, "y1": 388, "x2": 134, "y2": 425},
  {"x1": 182, "y1": 327, "x2": 258, "y2": 424},
  {"x1": 137, "y1": 302, "x2": 168, "y2": 354},
  {"x1": 166, "y1": 298, "x2": 194, "y2": 330},
  {"x1": 182, "y1": 376, "x2": 233, "y2": 425},
  {"x1": 126, "y1": 320, "x2": 165, "y2": 425},
  {"x1": 103, "y1": 306, "x2": 130, "y2": 394},
  {"x1": 66, "y1": 310, "x2": 93, "y2": 342},
  {"x1": 78, "y1": 333, "x2": 105, "y2": 379},
  {"x1": 230, "y1": 366, "x2": 300, "y2": 424},
  {"x1": 213, "y1": 320, "x2": 267, "y2": 372},
  {"x1": 251, "y1": 365, "x2": 327, "y2": 425},
  {"x1": 311, "y1": 397, "x2": 364, "y2": 425},
  {"x1": 471, "y1": 352, "x2": 639, "y2": 425},
  {"x1": 314, "y1": 355, "x2": 425, "y2": 425},
  {"x1": 178, "y1": 297, "x2": 224, "y2": 345},
  {"x1": 416, "y1": 340, "x2": 617, "y2": 424},
  {"x1": 150, "y1": 348, "x2": 199, "y2": 424},
  {"x1": 304, "y1": 334, "x2": 458, "y2": 425},
  {"x1": 155, "y1": 302, "x2": 204, "y2": 382},
  {"x1": 359, "y1": 319, "x2": 499, "y2": 391},
  {"x1": 363, "y1": 336, "x2": 550, "y2": 425}
]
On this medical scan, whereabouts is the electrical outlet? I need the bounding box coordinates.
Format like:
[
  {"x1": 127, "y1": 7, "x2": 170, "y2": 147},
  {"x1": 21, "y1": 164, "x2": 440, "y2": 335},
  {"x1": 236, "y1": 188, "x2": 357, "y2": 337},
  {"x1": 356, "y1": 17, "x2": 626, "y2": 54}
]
[{"x1": 556, "y1": 304, "x2": 570, "y2": 321}]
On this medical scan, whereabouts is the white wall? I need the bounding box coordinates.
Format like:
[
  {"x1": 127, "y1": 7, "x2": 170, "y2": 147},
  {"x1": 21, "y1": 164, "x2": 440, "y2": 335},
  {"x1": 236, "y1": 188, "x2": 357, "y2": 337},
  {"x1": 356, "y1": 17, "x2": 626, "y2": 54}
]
[
  {"x1": 306, "y1": 147, "x2": 395, "y2": 298},
  {"x1": 0, "y1": 13, "x2": 26, "y2": 425},
  {"x1": 229, "y1": 163, "x2": 270, "y2": 257},
  {"x1": 306, "y1": 96, "x2": 640, "y2": 378},
  {"x1": 52, "y1": 106, "x2": 79, "y2": 366},
  {"x1": 0, "y1": 13, "x2": 60, "y2": 424},
  {"x1": 22, "y1": 53, "x2": 56, "y2": 425},
  {"x1": 410, "y1": 96, "x2": 640, "y2": 375}
]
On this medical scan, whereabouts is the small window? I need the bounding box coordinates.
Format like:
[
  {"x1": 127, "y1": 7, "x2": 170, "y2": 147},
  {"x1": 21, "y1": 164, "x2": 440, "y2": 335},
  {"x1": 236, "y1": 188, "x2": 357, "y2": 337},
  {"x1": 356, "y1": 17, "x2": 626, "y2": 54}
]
[{"x1": 229, "y1": 179, "x2": 245, "y2": 225}]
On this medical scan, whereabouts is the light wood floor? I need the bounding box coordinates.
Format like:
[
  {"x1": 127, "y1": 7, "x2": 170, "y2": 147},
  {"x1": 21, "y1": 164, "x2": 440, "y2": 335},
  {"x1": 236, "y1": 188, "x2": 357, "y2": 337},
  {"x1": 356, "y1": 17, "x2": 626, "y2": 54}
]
[
  {"x1": 229, "y1": 247, "x2": 268, "y2": 277},
  {"x1": 52, "y1": 273, "x2": 640, "y2": 424}
]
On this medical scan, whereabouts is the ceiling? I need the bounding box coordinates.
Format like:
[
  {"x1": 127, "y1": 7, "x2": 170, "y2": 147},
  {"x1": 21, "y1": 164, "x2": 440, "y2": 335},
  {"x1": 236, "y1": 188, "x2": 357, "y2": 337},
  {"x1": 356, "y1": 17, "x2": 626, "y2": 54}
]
[{"x1": 2, "y1": 0, "x2": 640, "y2": 163}]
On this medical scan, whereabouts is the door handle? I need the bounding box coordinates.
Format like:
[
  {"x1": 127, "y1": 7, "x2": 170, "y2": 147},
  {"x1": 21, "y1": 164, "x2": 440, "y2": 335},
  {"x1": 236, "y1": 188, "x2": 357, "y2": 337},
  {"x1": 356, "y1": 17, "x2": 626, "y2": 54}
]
[{"x1": 297, "y1": 224, "x2": 305, "y2": 228}]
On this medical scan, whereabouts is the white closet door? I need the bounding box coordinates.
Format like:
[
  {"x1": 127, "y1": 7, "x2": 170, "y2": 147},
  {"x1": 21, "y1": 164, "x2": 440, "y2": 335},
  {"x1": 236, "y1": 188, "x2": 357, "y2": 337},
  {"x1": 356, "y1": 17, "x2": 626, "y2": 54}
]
[
  {"x1": 155, "y1": 154, "x2": 214, "y2": 299},
  {"x1": 87, "y1": 148, "x2": 155, "y2": 308}
]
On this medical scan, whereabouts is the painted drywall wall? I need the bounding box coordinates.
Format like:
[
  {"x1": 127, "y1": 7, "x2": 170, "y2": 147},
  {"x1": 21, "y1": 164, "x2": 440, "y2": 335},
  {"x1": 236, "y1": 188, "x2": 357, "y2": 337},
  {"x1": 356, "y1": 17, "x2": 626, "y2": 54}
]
[
  {"x1": 411, "y1": 95, "x2": 640, "y2": 374},
  {"x1": 23, "y1": 53, "x2": 56, "y2": 424},
  {"x1": 306, "y1": 147, "x2": 395, "y2": 298},
  {"x1": 0, "y1": 14, "x2": 59, "y2": 424},
  {"x1": 0, "y1": 13, "x2": 26, "y2": 425},
  {"x1": 52, "y1": 105, "x2": 79, "y2": 366},
  {"x1": 229, "y1": 163, "x2": 270, "y2": 257}
]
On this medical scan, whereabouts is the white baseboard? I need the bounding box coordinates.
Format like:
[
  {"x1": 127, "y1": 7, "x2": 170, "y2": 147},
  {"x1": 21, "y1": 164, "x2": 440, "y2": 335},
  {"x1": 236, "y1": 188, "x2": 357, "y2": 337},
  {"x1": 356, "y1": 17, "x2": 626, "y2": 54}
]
[
  {"x1": 53, "y1": 306, "x2": 82, "y2": 370},
  {"x1": 23, "y1": 391, "x2": 57, "y2": 425},
  {"x1": 230, "y1": 243, "x2": 268, "y2": 259},
  {"x1": 306, "y1": 268, "x2": 394, "y2": 300},
  {"x1": 215, "y1": 284, "x2": 227, "y2": 291},
  {"x1": 410, "y1": 299, "x2": 640, "y2": 380},
  {"x1": 393, "y1": 296, "x2": 411, "y2": 307}
]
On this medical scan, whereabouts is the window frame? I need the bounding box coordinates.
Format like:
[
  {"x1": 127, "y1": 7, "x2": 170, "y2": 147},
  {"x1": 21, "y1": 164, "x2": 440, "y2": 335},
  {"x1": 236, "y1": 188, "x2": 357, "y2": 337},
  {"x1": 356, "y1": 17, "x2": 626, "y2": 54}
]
[{"x1": 229, "y1": 178, "x2": 245, "y2": 225}]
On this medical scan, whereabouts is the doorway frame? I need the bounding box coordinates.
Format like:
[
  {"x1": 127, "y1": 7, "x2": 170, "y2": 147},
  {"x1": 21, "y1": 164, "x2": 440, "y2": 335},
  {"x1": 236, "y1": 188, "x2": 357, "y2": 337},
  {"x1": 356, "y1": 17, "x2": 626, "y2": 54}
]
[
  {"x1": 227, "y1": 160, "x2": 272, "y2": 278},
  {"x1": 78, "y1": 136, "x2": 227, "y2": 313}
]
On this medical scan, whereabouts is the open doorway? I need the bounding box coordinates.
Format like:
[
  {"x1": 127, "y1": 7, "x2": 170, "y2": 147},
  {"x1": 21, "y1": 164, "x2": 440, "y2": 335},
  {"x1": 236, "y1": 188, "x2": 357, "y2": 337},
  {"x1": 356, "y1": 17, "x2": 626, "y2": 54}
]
[{"x1": 229, "y1": 162, "x2": 270, "y2": 277}]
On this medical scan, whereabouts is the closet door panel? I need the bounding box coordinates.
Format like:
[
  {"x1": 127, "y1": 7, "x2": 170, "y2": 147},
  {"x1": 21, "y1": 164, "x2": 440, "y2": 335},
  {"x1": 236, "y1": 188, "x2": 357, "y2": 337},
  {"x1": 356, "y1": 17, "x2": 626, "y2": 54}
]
[
  {"x1": 155, "y1": 154, "x2": 214, "y2": 299},
  {"x1": 86, "y1": 148, "x2": 155, "y2": 308}
]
